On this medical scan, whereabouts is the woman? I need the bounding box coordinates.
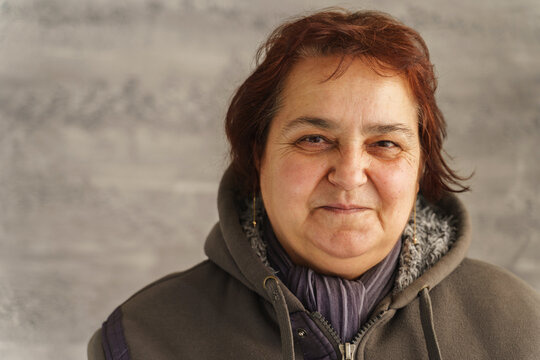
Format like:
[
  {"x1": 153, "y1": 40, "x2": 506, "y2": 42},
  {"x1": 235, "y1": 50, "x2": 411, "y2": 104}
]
[{"x1": 88, "y1": 9, "x2": 540, "y2": 360}]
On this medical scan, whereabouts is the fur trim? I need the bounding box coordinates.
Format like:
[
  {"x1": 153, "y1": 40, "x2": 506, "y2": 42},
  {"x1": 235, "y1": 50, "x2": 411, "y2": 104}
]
[
  {"x1": 238, "y1": 195, "x2": 270, "y2": 267},
  {"x1": 394, "y1": 196, "x2": 457, "y2": 293}
]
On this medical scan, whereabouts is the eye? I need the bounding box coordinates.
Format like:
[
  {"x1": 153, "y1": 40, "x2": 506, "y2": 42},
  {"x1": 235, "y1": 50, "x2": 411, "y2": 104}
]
[
  {"x1": 374, "y1": 140, "x2": 398, "y2": 148},
  {"x1": 298, "y1": 135, "x2": 327, "y2": 144},
  {"x1": 294, "y1": 134, "x2": 334, "y2": 151},
  {"x1": 367, "y1": 140, "x2": 402, "y2": 159}
]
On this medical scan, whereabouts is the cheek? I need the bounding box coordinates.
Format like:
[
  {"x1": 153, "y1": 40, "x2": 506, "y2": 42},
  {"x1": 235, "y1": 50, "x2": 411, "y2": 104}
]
[
  {"x1": 370, "y1": 159, "x2": 419, "y2": 205},
  {"x1": 275, "y1": 156, "x2": 325, "y2": 197},
  {"x1": 262, "y1": 153, "x2": 327, "y2": 208}
]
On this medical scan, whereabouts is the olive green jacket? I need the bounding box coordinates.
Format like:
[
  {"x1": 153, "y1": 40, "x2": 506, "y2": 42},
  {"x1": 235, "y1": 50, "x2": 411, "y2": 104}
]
[{"x1": 88, "y1": 168, "x2": 540, "y2": 359}]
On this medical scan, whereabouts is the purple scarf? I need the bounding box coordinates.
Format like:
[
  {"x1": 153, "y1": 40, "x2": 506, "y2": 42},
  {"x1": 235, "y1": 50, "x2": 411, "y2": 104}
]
[{"x1": 264, "y1": 218, "x2": 401, "y2": 342}]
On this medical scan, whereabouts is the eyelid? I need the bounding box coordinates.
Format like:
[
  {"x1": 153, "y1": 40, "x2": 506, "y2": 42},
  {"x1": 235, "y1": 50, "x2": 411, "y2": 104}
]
[
  {"x1": 365, "y1": 140, "x2": 404, "y2": 160},
  {"x1": 293, "y1": 134, "x2": 336, "y2": 152},
  {"x1": 373, "y1": 140, "x2": 399, "y2": 147},
  {"x1": 295, "y1": 134, "x2": 332, "y2": 144},
  {"x1": 365, "y1": 138, "x2": 403, "y2": 148}
]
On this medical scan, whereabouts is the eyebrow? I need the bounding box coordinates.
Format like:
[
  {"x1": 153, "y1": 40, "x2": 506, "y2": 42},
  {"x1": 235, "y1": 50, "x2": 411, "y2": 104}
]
[
  {"x1": 281, "y1": 116, "x2": 416, "y2": 139},
  {"x1": 364, "y1": 124, "x2": 416, "y2": 139},
  {"x1": 280, "y1": 116, "x2": 336, "y2": 136}
]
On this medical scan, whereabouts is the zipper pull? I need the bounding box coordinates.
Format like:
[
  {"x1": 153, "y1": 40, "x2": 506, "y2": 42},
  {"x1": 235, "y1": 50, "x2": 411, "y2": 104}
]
[{"x1": 339, "y1": 342, "x2": 357, "y2": 360}]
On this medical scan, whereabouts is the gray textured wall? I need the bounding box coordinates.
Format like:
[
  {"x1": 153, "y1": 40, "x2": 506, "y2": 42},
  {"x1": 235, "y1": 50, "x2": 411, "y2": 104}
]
[{"x1": 0, "y1": 0, "x2": 538, "y2": 359}]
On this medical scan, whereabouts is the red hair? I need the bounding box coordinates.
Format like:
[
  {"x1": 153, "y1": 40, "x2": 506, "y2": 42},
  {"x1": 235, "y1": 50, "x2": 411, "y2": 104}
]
[{"x1": 225, "y1": 9, "x2": 469, "y2": 201}]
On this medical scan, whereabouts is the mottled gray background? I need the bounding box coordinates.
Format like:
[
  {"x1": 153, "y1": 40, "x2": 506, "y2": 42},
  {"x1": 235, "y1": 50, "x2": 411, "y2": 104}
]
[{"x1": 0, "y1": 0, "x2": 538, "y2": 358}]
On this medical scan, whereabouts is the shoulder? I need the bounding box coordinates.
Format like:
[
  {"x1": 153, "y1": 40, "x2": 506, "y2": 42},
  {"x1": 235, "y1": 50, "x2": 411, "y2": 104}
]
[
  {"x1": 121, "y1": 260, "x2": 226, "y2": 307},
  {"x1": 118, "y1": 259, "x2": 258, "y2": 324},
  {"x1": 449, "y1": 258, "x2": 540, "y2": 304},
  {"x1": 89, "y1": 260, "x2": 278, "y2": 360},
  {"x1": 437, "y1": 257, "x2": 540, "y2": 314},
  {"x1": 88, "y1": 260, "x2": 225, "y2": 359},
  {"x1": 87, "y1": 328, "x2": 105, "y2": 360},
  {"x1": 406, "y1": 258, "x2": 540, "y2": 359},
  {"x1": 429, "y1": 257, "x2": 540, "y2": 358}
]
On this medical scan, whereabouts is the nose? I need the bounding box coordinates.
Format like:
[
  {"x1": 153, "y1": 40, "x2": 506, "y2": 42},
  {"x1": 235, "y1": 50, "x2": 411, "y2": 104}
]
[{"x1": 327, "y1": 145, "x2": 369, "y2": 191}]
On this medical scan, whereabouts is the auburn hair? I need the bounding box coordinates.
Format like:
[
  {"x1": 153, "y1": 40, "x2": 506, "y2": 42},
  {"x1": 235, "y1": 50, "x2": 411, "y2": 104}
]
[{"x1": 225, "y1": 9, "x2": 469, "y2": 202}]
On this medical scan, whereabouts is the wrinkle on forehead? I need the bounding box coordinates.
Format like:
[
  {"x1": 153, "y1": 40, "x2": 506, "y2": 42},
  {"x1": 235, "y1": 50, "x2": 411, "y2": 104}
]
[{"x1": 274, "y1": 56, "x2": 418, "y2": 138}]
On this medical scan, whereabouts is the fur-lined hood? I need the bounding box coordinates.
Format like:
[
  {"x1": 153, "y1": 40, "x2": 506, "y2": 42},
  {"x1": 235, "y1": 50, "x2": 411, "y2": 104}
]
[{"x1": 205, "y1": 165, "x2": 472, "y2": 312}]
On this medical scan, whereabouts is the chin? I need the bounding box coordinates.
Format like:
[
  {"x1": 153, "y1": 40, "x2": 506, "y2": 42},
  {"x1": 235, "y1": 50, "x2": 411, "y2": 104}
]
[
  {"x1": 307, "y1": 229, "x2": 380, "y2": 260},
  {"x1": 306, "y1": 251, "x2": 377, "y2": 280}
]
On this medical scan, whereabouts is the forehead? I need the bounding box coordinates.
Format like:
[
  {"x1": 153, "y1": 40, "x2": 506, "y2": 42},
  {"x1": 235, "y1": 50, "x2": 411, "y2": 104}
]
[
  {"x1": 284, "y1": 56, "x2": 396, "y2": 90},
  {"x1": 275, "y1": 56, "x2": 417, "y2": 130}
]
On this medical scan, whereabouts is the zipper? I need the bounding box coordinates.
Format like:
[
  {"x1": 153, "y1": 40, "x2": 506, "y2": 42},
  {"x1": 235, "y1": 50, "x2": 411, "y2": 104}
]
[
  {"x1": 351, "y1": 309, "x2": 387, "y2": 344},
  {"x1": 309, "y1": 310, "x2": 388, "y2": 359},
  {"x1": 339, "y1": 342, "x2": 356, "y2": 360},
  {"x1": 309, "y1": 312, "x2": 342, "y2": 350}
]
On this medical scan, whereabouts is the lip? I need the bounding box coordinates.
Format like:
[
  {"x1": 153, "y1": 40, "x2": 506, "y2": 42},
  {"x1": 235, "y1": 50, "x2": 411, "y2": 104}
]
[{"x1": 319, "y1": 204, "x2": 370, "y2": 213}]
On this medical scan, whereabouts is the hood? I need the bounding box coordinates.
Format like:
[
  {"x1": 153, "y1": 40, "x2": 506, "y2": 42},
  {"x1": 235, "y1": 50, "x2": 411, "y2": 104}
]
[
  {"x1": 204, "y1": 165, "x2": 472, "y2": 312},
  {"x1": 204, "y1": 166, "x2": 306, "y2": 312},
  {"x1": 389, "y1": 193, "x2": 471, "y2": 309}
]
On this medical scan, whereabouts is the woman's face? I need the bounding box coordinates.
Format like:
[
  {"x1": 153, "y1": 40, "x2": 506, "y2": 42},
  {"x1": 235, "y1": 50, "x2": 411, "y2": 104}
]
[{"x1": 259, "y1": 56, "x2": 422, "y2": 279}]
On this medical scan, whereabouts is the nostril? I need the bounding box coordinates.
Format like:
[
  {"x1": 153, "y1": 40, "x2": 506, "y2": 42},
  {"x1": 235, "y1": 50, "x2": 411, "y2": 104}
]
[{"x1": 327, "y1": 160, "x2": 368, "y2": 191}]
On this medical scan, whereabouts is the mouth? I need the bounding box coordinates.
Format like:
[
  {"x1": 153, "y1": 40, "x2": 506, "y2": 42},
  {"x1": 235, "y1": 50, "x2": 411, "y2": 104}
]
[{"x1": 319, "y1": 204, "x2": 370, "y2": 214}]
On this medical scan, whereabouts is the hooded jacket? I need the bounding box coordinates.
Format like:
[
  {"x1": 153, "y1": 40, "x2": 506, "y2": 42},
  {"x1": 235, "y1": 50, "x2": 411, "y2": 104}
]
[{"x1": 88, "y1": 167, "x2": 540, "y2": 360}]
